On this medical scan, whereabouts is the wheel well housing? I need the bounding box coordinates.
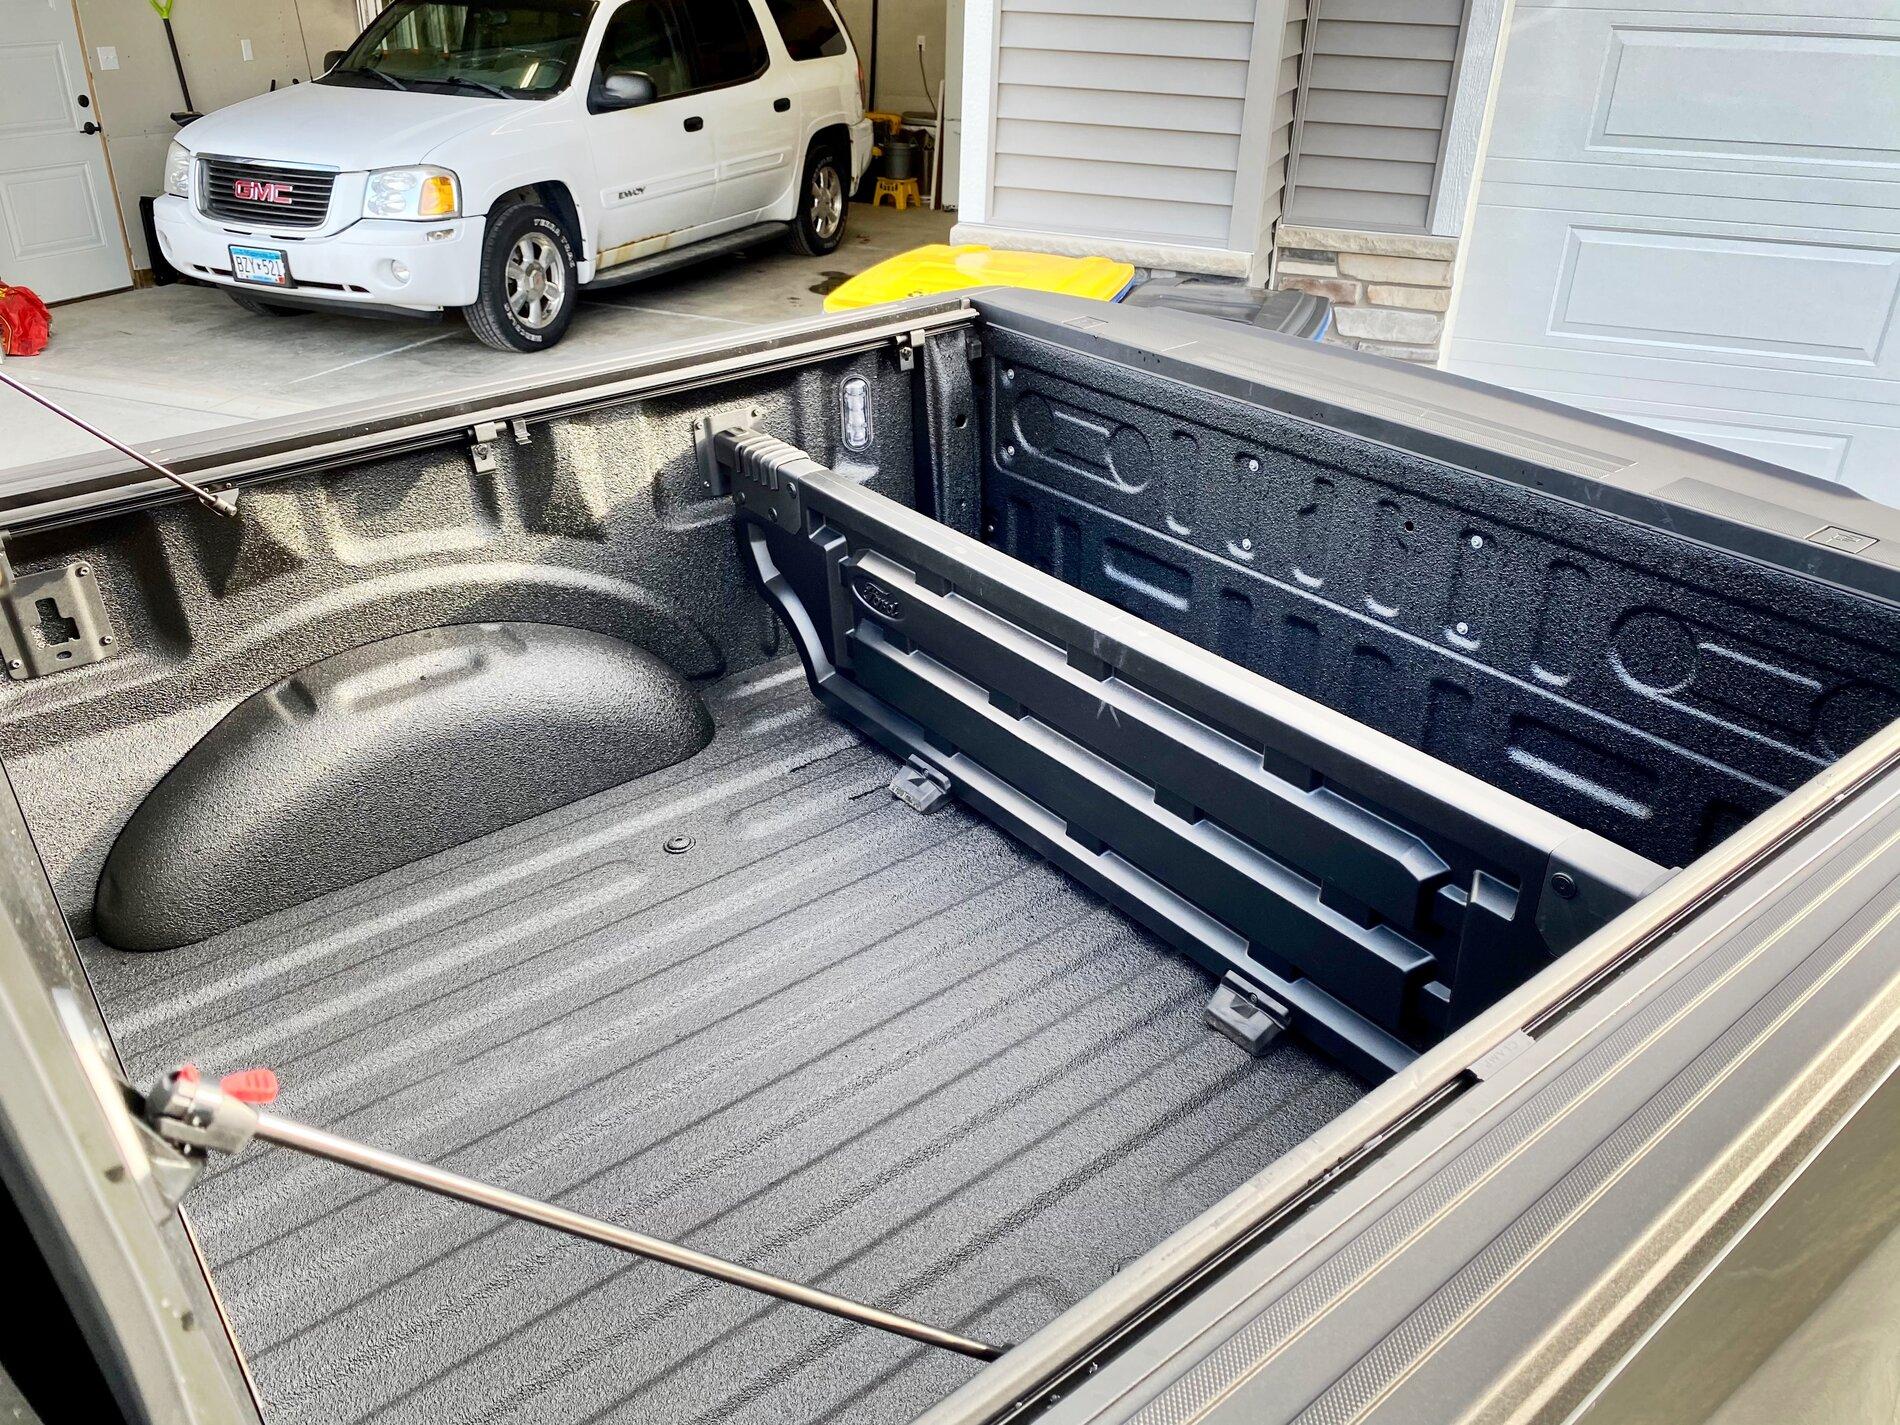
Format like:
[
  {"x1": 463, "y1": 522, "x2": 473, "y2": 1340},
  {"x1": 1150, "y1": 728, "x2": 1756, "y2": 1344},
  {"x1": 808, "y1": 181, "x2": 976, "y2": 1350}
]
[{"x1": 494, "y1": 182, "x2": 584, "y2": 260}]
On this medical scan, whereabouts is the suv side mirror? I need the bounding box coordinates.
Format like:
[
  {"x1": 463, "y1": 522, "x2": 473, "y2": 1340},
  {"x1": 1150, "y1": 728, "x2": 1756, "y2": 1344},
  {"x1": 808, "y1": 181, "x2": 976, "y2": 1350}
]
[
  {"x1": 323, "y1": 49, "x2": 346, "y2": 71},
  {"x1": 596, "y1": 70, "x2": 657, "y2": 110}
]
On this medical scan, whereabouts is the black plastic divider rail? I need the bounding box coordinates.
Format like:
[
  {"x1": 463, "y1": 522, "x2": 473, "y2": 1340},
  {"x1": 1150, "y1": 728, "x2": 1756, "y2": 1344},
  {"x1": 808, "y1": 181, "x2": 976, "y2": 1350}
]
[{"x1": 718, "y1": 430, "x2": 1667, "y2": 1081}]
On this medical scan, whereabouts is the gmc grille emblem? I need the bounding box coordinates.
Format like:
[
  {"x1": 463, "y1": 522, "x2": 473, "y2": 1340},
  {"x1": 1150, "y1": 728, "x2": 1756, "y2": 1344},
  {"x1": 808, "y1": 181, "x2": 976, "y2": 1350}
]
[{"x1": 233, "y1": 178, "x2": 295, "y2": 205}]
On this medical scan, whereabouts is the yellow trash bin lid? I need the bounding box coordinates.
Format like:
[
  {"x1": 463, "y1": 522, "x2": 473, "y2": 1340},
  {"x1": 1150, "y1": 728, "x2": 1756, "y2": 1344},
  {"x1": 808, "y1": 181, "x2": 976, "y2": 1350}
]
[{"x1": 824, "y1": 244, "x2": 1136, "y2": 313}]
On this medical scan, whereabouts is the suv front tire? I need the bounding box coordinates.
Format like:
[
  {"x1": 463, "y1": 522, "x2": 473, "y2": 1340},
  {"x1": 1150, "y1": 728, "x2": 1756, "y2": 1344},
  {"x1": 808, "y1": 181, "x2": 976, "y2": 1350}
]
[{"x1": 465, "y1": 203, "x2": 579, "y2": 352}]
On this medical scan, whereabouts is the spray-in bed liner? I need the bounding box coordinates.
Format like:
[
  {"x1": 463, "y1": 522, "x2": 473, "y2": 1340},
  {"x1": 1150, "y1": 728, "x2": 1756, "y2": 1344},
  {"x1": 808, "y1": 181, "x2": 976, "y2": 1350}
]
[{"x1": 77, "y1": 657, "x2": 1360, "y2": 1425}]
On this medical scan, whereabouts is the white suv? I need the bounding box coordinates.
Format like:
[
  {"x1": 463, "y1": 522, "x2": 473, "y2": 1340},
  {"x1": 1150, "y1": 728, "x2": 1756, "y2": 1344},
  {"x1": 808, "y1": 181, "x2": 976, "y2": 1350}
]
[{"x1": 152, "y1": 0, "x2": 872, "y2": 351}]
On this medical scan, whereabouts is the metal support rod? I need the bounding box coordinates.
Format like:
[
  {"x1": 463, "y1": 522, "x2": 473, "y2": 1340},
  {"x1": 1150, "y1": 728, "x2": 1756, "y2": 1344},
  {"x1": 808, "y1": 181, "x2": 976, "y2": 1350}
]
[
  {"x1": 250, "y1": 1109, "x2": 1005, "y2": 1361},
  {"x1": 0, "y1": 371, "x2": 238, "y2": 518}
]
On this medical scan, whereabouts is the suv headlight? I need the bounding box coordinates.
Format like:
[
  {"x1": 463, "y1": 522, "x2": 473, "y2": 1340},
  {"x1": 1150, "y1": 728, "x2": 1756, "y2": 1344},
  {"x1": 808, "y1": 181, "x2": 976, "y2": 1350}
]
[
  {"x1": 363, "y1": 166, "x2": 460, "y2": 220},
  {"x1": 163, "y1": 142, "x2": 193, "y2": 199}
]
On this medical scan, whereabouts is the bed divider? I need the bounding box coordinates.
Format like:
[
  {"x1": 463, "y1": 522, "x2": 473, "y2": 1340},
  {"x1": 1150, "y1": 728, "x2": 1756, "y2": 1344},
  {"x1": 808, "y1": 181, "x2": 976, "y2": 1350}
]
[{"x1": 712, "y1": 427, "x2": 1667, "y2": 1080}]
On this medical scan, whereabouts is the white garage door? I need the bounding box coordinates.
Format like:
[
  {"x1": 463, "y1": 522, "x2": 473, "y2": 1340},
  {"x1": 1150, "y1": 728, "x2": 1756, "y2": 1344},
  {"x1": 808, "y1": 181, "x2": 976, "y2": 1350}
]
[{"x1": 1445, "y1": 0, "x2": 1900, "y2": 505}]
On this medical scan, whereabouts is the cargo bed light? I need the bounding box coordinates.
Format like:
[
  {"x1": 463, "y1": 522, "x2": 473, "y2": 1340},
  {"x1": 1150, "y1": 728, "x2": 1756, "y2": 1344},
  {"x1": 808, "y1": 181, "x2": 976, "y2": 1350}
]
[{"x1": 841, "y1": 375, "x2": 871, "y2": 450}]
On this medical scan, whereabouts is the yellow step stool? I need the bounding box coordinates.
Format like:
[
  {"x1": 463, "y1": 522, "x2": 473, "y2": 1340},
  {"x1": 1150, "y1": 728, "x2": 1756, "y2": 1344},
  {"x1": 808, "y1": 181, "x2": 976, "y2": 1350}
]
[{"x1": 872, "y1": 177, "x2": 921, "y2": 211}]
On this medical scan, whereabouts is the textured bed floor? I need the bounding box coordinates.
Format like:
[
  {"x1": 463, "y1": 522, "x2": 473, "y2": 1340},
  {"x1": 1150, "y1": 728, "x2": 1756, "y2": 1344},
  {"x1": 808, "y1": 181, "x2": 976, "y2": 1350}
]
[{"x1": 77, "y1": 658, "x2": 1362, "y2": 1425}]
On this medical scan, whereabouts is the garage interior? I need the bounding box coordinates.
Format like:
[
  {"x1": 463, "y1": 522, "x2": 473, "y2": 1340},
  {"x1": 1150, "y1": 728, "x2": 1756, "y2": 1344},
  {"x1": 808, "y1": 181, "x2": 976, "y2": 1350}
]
[
  {"x1": 6, "y1": 0, "x2": 1895, "y2": 508},
  {"x1": 9, "y1": 204, "x2": 952, "y2": 465},
  {"x1": 1, "y1": 0, "x2": 963, "y2": 463}
]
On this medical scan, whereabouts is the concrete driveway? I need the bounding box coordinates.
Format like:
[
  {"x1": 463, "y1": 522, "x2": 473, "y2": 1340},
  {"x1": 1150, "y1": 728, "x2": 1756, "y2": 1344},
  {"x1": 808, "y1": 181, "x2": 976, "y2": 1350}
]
[{"x1": 5, "y1": 204, "x2": 952, "y2": 468}]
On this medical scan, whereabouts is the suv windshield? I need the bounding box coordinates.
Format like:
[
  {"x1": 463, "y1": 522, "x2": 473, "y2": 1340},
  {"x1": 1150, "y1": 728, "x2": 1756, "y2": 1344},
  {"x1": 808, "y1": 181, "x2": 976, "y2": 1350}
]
[{"x1": 323, "y1": 0, "x2": 594, "y2": 98}]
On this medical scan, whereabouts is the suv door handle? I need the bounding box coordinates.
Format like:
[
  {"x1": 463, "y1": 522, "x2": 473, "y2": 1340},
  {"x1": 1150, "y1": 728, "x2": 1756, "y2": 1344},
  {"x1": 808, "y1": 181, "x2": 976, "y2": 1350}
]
[
  {"x1": 773, "y1": 97, "x2": 790, "y2": 112},
  {"x1": 683, "y1": 115, "x2": 703, "y2": 132}
]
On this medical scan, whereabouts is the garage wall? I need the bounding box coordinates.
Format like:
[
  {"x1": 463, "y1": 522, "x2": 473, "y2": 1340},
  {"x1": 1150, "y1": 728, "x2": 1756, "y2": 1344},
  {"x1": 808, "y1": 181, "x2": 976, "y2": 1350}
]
[
  {"x1": 876, "y1": 0, "x2": 950, "y2": 117},
  {"x1": 74, "y1": 0, "x2": 362, "y2": 270},
  {"x1": 300, "y1": 0, "x2": 367, "y2": 67},
  {"x1": 830, "y1": 0, "x2": 953, "y2": 116}
]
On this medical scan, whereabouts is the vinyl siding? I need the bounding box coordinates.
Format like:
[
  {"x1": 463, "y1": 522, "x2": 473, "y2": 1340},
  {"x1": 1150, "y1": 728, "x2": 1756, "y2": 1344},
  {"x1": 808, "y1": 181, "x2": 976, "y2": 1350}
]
[
  {"x1": 1285, "y1": 0, "x2": 1465, "y2": 231},
  {"x1": 988, "y1": 0, "x2": 1261, "y2": 248},
  {"x1": 1259, "y1": 0, "x2": 1307, "y2": 232}
]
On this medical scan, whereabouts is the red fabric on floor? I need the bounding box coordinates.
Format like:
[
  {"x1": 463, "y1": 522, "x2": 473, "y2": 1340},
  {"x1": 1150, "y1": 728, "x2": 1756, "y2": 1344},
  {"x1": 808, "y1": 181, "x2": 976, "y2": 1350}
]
[{"x1": 0, "y1": 284, "x2": 51, "y2": 356}]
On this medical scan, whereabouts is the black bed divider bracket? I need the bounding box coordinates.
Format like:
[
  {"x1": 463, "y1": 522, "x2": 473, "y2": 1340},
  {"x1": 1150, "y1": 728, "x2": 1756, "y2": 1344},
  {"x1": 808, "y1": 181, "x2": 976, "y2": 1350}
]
[
  {"x1": 1206, "y1": 974, "x2": 1291, "y2": 1057},
  {"x1": 712, "y1": 426, "x2": 1668, "y2": 1082},
  {"x1": 692, "y1": 405, "x2": 768, "y2": 500},
  {"x1": 705, "y1": 424, "x2": 822, "y2": 531},
  {"x1": 891, "y1": 755, "x2": 953, "y2": 815}
]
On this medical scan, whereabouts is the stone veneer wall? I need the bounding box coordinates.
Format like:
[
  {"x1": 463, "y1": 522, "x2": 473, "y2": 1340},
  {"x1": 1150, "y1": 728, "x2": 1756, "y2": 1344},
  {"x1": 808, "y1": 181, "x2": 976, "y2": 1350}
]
[{"x1": 1273, "y1": 224, "x2": 1459, "y2": 364}]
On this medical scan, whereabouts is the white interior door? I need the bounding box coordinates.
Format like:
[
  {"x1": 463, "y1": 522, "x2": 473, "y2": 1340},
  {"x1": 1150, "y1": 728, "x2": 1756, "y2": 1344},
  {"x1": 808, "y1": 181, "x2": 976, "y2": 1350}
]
[
  {"x1": 0, "y1": 0, "x2": 131, "y2": 301},
  {"x1": 1446, "y1": 0, "x2": 1900, "y2": 506}
]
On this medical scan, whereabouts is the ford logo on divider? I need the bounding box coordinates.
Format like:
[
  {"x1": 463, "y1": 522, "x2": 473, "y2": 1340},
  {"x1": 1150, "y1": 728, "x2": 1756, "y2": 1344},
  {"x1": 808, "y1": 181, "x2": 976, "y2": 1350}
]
[{"x1": 233, "y1": 178, "x2": 295, "y2": 205}]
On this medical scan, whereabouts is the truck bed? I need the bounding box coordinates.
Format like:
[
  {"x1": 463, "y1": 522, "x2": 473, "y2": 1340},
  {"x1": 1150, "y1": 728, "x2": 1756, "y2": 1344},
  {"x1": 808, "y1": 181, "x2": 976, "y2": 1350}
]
[
  {"x1": 11, "y1": 292, "x2": 1898, "y2": 1425},
  {"x1": 77, "y1": 658, "x2": 1359, "y2": 1425}
]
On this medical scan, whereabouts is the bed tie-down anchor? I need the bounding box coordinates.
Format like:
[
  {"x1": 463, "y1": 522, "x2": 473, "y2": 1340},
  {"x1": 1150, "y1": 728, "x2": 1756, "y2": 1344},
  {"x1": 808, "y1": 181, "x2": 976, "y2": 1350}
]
[{"x1": 139, "y1": 1063, "x2": 1005, "y2": 1362}]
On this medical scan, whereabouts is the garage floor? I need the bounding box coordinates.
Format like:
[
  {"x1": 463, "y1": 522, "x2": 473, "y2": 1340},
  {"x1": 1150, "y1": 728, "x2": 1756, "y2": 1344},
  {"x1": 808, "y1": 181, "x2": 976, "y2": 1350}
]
[{"x1": 4, "y1": 204, "x2": 952, "y2": 469}]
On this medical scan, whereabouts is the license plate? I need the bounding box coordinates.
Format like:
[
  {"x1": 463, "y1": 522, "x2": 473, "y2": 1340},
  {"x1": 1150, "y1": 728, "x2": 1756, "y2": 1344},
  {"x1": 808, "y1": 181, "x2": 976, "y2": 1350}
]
[{"x1": 229, "y1": 245, "x2": 290, "y2": 287}]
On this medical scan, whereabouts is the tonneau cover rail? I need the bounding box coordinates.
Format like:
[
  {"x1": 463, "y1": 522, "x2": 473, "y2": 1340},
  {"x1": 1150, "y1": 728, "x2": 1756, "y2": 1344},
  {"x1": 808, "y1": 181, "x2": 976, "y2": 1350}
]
[{"x1": 0, "y1": 297, "x2": 976, "y2": 533}]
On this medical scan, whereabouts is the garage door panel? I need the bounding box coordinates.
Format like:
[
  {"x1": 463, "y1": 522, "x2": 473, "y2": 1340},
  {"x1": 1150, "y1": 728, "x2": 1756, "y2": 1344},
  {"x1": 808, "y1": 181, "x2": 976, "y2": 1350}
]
[
  {"x1": 1525, "y1": 0, "x2": 1900, "y2": 21},
  {"x1": 1449, "y1": 365, "x2": 1900, "y2": 499},
  {"x1": 1447, "y1": 334, "x2": 1900, "y2": 412},
  {"x1": 1481, "y1": 169, "x2": 1900, "y2": 226},
  {"x1": 1451, "y1": 0, "x2": 1900, "y2": 502},
  {"x1": 1457, "y1": 208, "x2": 1900, "y2": 381},
  {"x1": 1527, "y1": 0, "x2": 1900, "y2": 14},
  {"x1": 1594, "y1": 28, "x2": 1900, "y2": 167},
  {"x1": 1488, "y1": 7, "x2": 1900, "y2": 184},
  {"x1": 1551, "y1": 227, "x2": 1900, "y2": 366}
]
